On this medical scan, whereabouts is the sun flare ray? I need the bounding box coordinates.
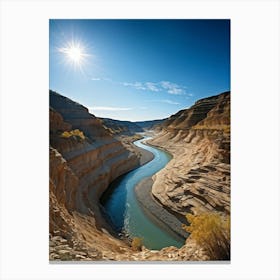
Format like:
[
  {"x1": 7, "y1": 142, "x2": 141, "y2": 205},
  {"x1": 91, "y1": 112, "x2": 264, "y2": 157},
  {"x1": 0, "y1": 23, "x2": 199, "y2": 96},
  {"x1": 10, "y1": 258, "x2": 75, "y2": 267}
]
[{"x1": 58, "y1": 40, "x2": 90, "y2": 72}]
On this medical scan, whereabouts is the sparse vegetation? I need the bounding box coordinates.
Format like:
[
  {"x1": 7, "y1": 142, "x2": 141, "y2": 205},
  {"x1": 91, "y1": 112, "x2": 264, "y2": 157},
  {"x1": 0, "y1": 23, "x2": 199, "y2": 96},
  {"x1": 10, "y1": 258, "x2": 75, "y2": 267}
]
[
  {"x1": 182, "y1": 212, "x2": 230, "y2": 260},
  {"x1": 61, "y1": 129, "x2": 85, "y2": 140},
  {"x1": 131, "y1": 237, "x2": 143, "y2": 251}
]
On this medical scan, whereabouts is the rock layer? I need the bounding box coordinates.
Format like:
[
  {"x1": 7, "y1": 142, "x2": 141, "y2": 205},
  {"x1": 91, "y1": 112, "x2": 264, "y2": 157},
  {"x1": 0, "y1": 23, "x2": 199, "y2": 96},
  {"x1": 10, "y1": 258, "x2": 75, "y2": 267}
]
[
  {"x1": 50, "y1": 90, "x2": 140, "y2": 212},
  {"x1": 100, "y1": 118, "x2": 143, "y2": 136},
  {"x1": 49, "y1": 90, "x2": 142, "y2": 259},
  {"x1": 148, "y1": 92, "x2": 230, "y2": 217}
]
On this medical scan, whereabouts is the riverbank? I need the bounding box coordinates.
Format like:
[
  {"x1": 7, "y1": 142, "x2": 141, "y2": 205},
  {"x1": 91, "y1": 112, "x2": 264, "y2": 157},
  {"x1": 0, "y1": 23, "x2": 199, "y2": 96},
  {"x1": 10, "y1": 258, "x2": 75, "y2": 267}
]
[
  {"x1": 118, "y1": 134, "x2": 155, "y2": 166},
  {"x1": 135, "y1": 177, "x2": 189, "y2": 240},
  {"x1": 99, "y1": 138, "x2": 155, "y2": 235},
  {"x1": 101, "y1": 136, "x2": 186, "y2": 249},
  {"x1": 134, "y1": 144, "x2": 155, "y2": 166}
]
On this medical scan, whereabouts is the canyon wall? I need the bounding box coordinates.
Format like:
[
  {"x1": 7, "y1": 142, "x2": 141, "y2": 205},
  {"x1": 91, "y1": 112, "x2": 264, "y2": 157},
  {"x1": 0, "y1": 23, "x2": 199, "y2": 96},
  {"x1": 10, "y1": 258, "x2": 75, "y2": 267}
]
[
  {"x1": 49, "y1": 90, "x2": 142, "y2": 260},
  {"x1": 134, "y1": 119, "x2": 166, "y2": 130},
  {"x1": 148, "y1": 92, "x2": 230, "y2": 218},
  {"x1": 100, "y1": 118, "x2": 144, "y2": 136}
]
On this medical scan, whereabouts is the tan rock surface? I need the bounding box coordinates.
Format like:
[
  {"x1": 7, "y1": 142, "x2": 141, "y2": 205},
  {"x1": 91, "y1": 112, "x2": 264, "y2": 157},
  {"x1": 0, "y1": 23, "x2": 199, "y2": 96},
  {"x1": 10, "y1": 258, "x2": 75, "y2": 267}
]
[
  {"x1": 148, "y1": 92, "x2": 230, "y2": 217},
  {"x1": 49, "y1": 91, "x2": 143, "y2": 260}
]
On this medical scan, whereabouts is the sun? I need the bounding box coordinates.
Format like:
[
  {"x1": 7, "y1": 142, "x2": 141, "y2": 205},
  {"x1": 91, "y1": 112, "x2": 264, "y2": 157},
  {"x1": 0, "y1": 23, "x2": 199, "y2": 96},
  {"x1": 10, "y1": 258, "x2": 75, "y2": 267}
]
[
  {"x1": 58, "y1": 40, "x2": 90, "y2": 71},
  {"x1": 66, "y1": 45, "x2": 83, "y2": 63}
]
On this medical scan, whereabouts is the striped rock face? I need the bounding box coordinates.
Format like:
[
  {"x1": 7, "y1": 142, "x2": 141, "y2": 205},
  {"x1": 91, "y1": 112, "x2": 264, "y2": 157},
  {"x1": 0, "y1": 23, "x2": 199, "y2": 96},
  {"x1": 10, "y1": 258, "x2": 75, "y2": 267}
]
[{"x1": 149, "y1": 92, "x2": 230, "y2": 217}]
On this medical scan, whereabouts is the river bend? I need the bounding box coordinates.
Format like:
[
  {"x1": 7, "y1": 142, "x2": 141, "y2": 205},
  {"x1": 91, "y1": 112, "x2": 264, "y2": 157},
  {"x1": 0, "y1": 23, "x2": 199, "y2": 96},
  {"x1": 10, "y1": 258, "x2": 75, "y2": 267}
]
[{"x1": 101, "y1": 137, "x2": 184, "y2": 250}]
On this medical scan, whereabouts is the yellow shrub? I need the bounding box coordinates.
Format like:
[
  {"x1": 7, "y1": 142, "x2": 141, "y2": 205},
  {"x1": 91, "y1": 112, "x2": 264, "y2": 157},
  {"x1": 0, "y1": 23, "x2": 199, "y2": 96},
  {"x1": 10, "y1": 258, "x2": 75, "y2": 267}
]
[
  {"x1": 61, "y1": 129, "x2": 85, "y2": 140},
  {"x1": 61, "y1": 131, "x2": 71, "y2": 138},
  {"x1": 131, "y1": 237, "x2": 143, "y2": 251},
  {"x1": 182, "y1": 212, "x2": 230, "y2": 260}
]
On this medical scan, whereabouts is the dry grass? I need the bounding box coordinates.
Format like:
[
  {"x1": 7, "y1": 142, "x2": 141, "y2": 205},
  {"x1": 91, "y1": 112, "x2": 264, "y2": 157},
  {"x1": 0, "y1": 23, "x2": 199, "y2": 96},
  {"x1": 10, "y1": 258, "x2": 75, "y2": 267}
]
[
  {"x1": 131, "y1": 237, "x2": 143, "y2": 251},
  {"x1": 182, "y1": 212, "x2": 230, "y2": 260}
]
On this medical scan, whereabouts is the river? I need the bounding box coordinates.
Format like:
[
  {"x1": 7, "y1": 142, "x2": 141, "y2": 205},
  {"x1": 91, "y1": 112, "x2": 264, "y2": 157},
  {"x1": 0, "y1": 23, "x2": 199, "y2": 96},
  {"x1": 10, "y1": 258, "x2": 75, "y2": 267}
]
[{"x1": 100, "y1": 137, "x2": 185, "y2": 250}]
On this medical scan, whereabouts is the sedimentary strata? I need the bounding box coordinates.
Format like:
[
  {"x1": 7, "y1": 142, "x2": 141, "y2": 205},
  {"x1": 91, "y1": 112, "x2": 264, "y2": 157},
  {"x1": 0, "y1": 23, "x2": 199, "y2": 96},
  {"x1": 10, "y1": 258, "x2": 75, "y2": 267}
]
[
  {"x1": 148, "y1": 92, "x2": 230, "y2": 217},
  {"x1": 49, "y1": 90, "x2": 143, "y2": 260}
]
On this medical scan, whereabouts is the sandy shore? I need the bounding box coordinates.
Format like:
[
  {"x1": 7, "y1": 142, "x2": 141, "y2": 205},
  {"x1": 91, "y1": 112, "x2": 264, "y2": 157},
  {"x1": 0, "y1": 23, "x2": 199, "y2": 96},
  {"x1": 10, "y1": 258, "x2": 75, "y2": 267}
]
[{"x1": 135, "y1": 177, "x2": 189, "y2": 240}]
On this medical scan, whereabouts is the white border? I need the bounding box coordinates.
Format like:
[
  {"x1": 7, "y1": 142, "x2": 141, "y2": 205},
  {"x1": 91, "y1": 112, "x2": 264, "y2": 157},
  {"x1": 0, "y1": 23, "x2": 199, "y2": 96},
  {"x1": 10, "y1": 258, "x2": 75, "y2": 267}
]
[{"x1": 1, "y1": 0, "x2": 279, "y2": 279}]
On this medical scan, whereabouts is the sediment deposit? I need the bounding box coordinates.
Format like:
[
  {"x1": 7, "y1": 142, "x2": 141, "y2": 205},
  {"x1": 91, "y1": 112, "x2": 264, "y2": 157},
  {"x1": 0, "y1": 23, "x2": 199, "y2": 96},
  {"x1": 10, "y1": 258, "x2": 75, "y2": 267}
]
[{"x1": 148, "y1": 92, "x2": 230, "y2": 218}]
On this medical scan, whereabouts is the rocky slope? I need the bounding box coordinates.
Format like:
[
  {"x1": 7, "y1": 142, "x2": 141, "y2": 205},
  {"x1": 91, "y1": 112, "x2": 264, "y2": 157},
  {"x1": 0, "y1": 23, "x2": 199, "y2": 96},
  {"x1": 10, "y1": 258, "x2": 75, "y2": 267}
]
[
  {"x1": 100, "y1": 118, "x2": 166, "y2": 139},
  {"x1": 100, "y1": 118, "x2": 144, "y2": 136},
  {"x1": 134, "y1": 119, "x2": 166, "y2": 130},
  {"x1": 148, "y1": 92, "x2": 230, "y2": 218},
  {"x1": 99, "y1": 118, "x2": 165, "y2": 137},
  {"x1": 50, "y1": 91, "x2": 141, "y2": 207},
  {"x1": 49, "y1": 90, "x2": 144, "y2": 260}
]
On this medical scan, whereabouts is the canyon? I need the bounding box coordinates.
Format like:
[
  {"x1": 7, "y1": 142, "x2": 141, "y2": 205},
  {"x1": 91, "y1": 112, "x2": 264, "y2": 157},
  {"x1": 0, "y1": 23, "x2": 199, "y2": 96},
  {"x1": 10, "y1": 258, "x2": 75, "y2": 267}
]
[{"x1": 49, "y1": 90, "x2": 230, "y2": 261}]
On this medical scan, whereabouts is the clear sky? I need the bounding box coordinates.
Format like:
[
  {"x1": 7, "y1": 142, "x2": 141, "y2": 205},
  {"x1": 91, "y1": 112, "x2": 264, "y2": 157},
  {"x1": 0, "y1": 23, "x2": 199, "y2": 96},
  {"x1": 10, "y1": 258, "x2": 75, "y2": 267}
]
[{"x1": 49, "y1": 19, "x2": 230, "y2": 121}]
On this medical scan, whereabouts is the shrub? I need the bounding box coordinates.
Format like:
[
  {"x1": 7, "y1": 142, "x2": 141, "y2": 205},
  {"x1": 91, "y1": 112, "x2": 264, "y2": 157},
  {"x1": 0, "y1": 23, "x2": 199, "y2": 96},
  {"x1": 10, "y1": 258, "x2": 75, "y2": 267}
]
[
  {"x1": 61, "y1": 129, "x2": 85, "y2": 140},
  {"x1": 131, "y1": 237, "x2": 143, "y2": 251},
  {"x1": 182, "y1": 212, "x2": 230, "y2": 260}
]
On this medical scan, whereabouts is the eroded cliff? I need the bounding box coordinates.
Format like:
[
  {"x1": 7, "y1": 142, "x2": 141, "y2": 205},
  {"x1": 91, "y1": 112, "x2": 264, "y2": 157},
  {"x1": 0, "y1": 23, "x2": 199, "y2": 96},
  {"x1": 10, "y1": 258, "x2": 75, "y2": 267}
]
[
  {"x1": 148, "y1": 92, "x2": 230, "y2": 217},
  {"x1": 49, "y1": 90, "x2": 143, "y2": 260}
]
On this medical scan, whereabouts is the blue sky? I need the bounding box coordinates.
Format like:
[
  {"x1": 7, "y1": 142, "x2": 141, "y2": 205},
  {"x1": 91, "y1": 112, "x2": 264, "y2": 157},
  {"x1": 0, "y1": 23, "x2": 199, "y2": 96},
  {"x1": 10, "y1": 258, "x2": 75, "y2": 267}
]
[{"x1": 49, "y1": 20, "x2": 230, "y2": 121}]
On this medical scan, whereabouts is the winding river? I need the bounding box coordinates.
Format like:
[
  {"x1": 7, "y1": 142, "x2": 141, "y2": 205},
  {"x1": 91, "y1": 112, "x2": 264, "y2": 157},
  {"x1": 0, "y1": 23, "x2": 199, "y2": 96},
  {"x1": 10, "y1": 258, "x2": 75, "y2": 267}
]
[{"x1": 101, "y1": 137, "x2": 185, "y2": 250}]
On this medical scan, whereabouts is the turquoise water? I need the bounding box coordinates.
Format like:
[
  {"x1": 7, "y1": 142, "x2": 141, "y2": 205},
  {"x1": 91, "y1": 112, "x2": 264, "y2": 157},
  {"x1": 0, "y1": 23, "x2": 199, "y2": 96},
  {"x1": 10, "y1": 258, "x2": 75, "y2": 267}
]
[{"x1": 101, "y1": 137, "x2": 185, "y2": 250}]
